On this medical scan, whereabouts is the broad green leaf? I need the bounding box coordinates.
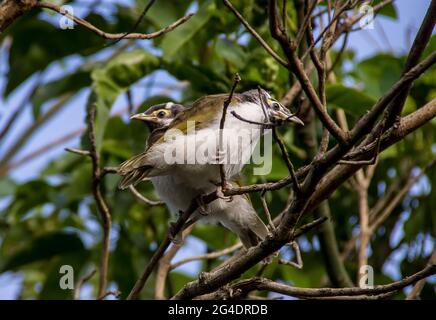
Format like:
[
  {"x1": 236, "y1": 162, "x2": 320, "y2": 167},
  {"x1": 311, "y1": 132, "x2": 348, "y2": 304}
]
[
  {"x1": 84, "y1": 50, "x2": 159, "y2": 150},
  {"x1": 161, "y1": 1, "x2": 215, "y2": 60},
  {"x1": 4, "y1": 13, "x2": 107, "y2": 96},
  {"x1": 326, "y1": 84, "x2": 376, "y2": 116},
  {"x1": 0, "y1": 178, "x2": 16, "y2": 197},
  {"x1": 374, "y1": 0, "x2": 397, "y2": 19},
  {"x1": 145, "y1": 0, "x2": 192, "y2": 29},
  {"x1": 31, "y1": 61, "x2": 100, "y2": 118},
  {"x1": 354, "y1": 54, "x2": 404, "y2": 98},
  {"x1": 214, "y1": 38, "x2": 248, "y2": 69},
  {"x1": 111, "y1": 230, "x2": 137, "y2": 299},
  {"x1": 1, "y1": 232, "x2": 85, "y2": 272},
  {"x1": 38, "y1": 251, "x2": 89, "y2": 300},
  {"x1": 63, "y1": 162, "x2": 92, "y2": 202},
  {"x1": 6, "y1": 180, "x2": 51, "y2": 220},
  {"x1": 91, "y1": 49, "x2": 160, "y2": 108},
  {"x1": 165, "y1": 60, "x2": 230, "y2": 94}
]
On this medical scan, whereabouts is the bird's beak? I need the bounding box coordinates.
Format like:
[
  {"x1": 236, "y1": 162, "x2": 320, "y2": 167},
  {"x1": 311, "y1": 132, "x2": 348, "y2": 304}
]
[
  {"x1": 130, "y1": 113, "x2": 155, "y2": 122},
  {"x1": 270, "y1": 107, "x2": 304, "y2": 126},
  {"x1": 286, "y1": 114, "x2": 304, "y2": 126}
]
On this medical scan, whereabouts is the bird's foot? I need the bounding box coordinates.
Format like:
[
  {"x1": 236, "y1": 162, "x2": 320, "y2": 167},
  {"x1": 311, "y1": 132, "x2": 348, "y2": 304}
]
[{"x1": 215, "y1": 183, "x2": 233, "y2": 202}]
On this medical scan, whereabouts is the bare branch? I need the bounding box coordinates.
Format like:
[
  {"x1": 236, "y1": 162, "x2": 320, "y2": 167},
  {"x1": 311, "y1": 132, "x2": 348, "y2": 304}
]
[
  {"x1": 0, "y1": 0, "x2": 36, "y2": 31},
  {"x1": 155, "y1": 226, "x2": 194, "y2": 299},
  {"x1": 74, "y1": 269, "x2": 96, "y2": 300},
  {"x1": 199, "y1": 264, "x2": 436, "y2": 300},
  {"x1": 219, "y1": 73, "x2": 241, "y2": 191},
  {"x1": 0, "y1": 94, "x2": 72, "y2": 176},
  {"x1": 272, "y1": 127, "x2": 301, "y2": 195},
  {"x1": 65, "y1": 147, "x2": 91, "y2": 157},
  {"x1": 260, "y1": 192, "x2": 275, "y2": 231},
  {"x1": 171, "y1": 243, "x2": 242, "y2": 270},
  {"x1": 278, "y1": 241, "x2": 303, "y2": 269},
  {"x1": 87, "y1": 105, "x2": 112, "y2": 299},
  {"x1": 4, "y1": 128, "x2": 83, "y2": 172},
  {"x1": 222, "y1": 0, "x2": 289, "y2": 68},
  {"x1": 128, "y1": 185, "x2": 164, "y2": 206},
  {"x1": 406, "y1": 249, "x2": 436, "y2": 300},
  {"x1": 35, "y1": 2, "x2": 194, "y2": 41}
]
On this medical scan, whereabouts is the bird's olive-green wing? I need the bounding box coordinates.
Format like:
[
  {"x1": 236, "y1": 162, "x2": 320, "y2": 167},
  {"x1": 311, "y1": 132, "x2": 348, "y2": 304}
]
[{"x1": 149, "y1": 93, "x2": 244, "y2": 147}]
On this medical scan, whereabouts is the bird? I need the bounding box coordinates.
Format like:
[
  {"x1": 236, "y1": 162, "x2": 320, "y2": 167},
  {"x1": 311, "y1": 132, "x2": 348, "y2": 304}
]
[
  {"x1": 118, "y1": 88, "x2": 303, "y2": 197},
  {"x1": 126, "y1": 100, "x2": 271, "y2": 248}
]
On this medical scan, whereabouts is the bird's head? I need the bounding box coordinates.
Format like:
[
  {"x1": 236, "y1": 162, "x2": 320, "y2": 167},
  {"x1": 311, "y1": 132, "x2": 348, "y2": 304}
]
[
  {"x1": 257, "y1": 88, "x2": 304, "y2": 126},
  {"x1": 130, "y1": 102, "x2": 185, "y2": 131}
]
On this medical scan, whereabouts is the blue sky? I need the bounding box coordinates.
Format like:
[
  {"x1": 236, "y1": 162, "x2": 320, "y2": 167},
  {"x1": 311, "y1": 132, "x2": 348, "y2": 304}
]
[{"x1": 0, "y1": 0, "x2": 433, "y2": 299}]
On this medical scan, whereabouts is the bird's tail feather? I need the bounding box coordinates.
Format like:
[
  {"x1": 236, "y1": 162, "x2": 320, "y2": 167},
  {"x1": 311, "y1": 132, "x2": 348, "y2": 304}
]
[
  {"x1": 249, "y1": 214, "x2": 270, "y2": 241},
  {"x1": 235, "y1": 215, "x2": 269, "y2": 249},
  {"x1": 117, "y1": 152, "x2": 154, "y2": 189},
  {"x1": 118, "y1": 152, "x2": 150, "y2": 174}
]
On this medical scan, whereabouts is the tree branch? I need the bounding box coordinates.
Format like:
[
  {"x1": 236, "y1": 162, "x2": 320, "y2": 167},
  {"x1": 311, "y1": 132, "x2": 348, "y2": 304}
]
[
  {"x1": 222, "y1": 0, "x2": 289, "y2": 68},
  {"x1": 35, "y1": 2, "x2": 194, "y2": 41},
  {"x1": 204, "y1": 264, "x2": 435, "y2": 300}
]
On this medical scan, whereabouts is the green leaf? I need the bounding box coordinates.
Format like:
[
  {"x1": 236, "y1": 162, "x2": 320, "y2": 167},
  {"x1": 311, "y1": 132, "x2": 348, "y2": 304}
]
[
  {"x1": 6, "y1": 180, "x2": 51, "y2": 219},
  {"x1": 165, "y1": 60, "x2": 230, "y2": 94},
  {"x1": 374, "y1": 0, "x2": 397, "y2": 19},
  {"x1": 161, "y1": 1, "x2": 215, "y2": 60},
  {"x1": 1, "y1": 232, "x2": 85, "y2": 272},
  {"x1": 145, "y1": 0, "x2": 193, "y2": 30},
  {"x1": 84, "y1": 50, "x2": 159, "y2": 151},
  {"x1": 326, "y1": 84, "x2": 376, "y2": 116},
  {"x1": 63, "y1": 163, "x2": 92, "y2": 202},
  {"x1": 38, "y1": 251, "x2": 89, "y2": 300},
  {"x1": 215, "y1": 38, "x2": 248, "y2": 69},
  {"x1": 31, "y1": 61, "x2": 99, "y2": 118},
  {"x1": 91, "y1": 49, "x2": 160, "y2": 108},
  {"x1": 354, "y1": 54, "x2": 404, "y2": 98},
  {"x1": 0, "y1": 178, "x2": 16, "y2": 197},
  {"x1": 111, "y1": 230, "x2": 137, "y2": 299},
  {"x1": 4, "y1": 13, "x2": 107, "y2": 96}
]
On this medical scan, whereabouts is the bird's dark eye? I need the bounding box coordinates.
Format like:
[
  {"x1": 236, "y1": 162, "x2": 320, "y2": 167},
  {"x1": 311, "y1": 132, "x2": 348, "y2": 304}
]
[
  {"x1": 157, "y1": 111, "x2": 166, "y2": 118},
  {"x1": 272, "y1": 102, "x2": 281, "y2": 111}
]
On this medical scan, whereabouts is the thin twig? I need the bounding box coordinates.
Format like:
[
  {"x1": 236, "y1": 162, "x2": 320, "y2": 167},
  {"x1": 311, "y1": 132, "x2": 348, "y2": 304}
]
[
  {"x1": 230, "y1": 111, "x2": 274, "y2": 127},
  {"x1": 65, "y1": 147, "x2": 91, "y2": 157},
  {"x1": 222, "y1": 0, "x2": 288, "y2": 68},
  {"x1": 106, "y1": 0, "x2": 156, "y2": 47},
  {"x1": 406, "y1": 249, "x2": 436, "y2": 300},
  {"x1": 260, "y1": 191, "x2": 275, "y2": 231},
  {"x1": 5, "y1": 128, "x2": 83, "y2": 172},
  {"x1": 171, "y1": 243, "x2": 242, "y2": 270},
  {"x1": 87, "y1": 104, "x2": 112, "y2": 299},
  {"x1": 98, "y1": 290, "x2": 122, "y2": 300},
  {"x1": 201, "y1": 264, "x2": 436, "y2": 300},
  {"x1": 272, "y1": 127, "x2": 301, "y2": 196},
  {"x1": 155, "y1": 226, "x2": 194, "y2": 299},
  {"x1": 279, "y1": 241, "x2": 303, "y2": 269},
  {"x1": 127, "y1": 191, "x2": 219, "y2": 300},
  {"x1": 219, "y1": 73, "x2": 241, "y2": 191},
  {"x1": 128, "y1": 185, "x2": 164, "y2": 206},
  {"x1": 36, "y1": 2, "x2": 194, "y2": 41},
  {"x1": 74, "y1": 269, "x2": 96, "y2": 300}
]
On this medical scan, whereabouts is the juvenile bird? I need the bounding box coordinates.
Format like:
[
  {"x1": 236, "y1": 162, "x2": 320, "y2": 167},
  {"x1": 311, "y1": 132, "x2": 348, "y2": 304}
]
[
  {"x1": 128, "y1": 101, "x2": 270, "y2": 248},
  {"x1": 118, "y1": 89, "x2": 303, "y2": 199}
]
